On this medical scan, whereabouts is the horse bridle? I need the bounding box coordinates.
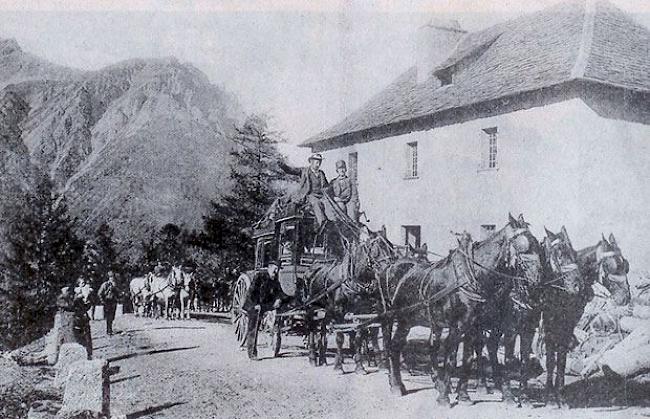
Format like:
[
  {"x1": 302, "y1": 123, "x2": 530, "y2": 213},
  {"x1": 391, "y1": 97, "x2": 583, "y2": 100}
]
[
  {"x1": 596, "y1": 249, "x2": 629, "y2": 286},
  {"x1": 541, "y1": 236, "x2": 583, "y2": 294},
  {"x1": 363, "y1": 235, "x2": 397, "y2": 272}
]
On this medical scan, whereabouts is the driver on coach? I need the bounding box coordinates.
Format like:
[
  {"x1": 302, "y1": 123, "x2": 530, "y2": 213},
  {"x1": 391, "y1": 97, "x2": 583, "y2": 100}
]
[{"x1": 243, "y1": 260, "x2": 285, "y2": 360}]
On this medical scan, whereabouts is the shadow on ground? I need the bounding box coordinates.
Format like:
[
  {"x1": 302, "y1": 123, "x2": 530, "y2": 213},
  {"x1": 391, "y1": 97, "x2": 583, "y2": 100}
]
[
  {"x1": 108, "y1": 346, "x2": 200, "y2": 362},
  {"x1": 111, "y1": 374, "x2": 141, "y2": 385},
  {"x1": 563, "y1": 374, "x2": 650, "y2": 408},
  {"x1": 126, "y1": 401, "x2": 187, "y2": 419}
]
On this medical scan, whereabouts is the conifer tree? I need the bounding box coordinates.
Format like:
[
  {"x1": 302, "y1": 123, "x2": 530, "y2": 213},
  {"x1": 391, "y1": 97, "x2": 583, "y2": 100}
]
[
  {"x1": 197, "y1": 114, "x2": 291, "y2": 266},
  {"x1": 1, "y1": 178, "x2": 85, "y2": 348},
  {"x1": 83, "y1": 222, "x2": 119, "y2": 293}
]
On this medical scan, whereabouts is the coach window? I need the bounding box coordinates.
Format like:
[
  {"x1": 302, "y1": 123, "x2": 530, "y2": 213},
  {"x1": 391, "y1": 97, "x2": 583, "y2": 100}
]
[
  {"x1": 255, "y1": 238, "x2": 275, "y2": 269},
  {"x1": 279, "y1": 223, "x2": 297, "y2": 264}
]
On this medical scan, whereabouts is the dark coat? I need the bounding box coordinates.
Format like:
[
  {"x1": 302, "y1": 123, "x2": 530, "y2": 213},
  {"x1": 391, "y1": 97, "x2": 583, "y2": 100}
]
[
  {"x1": 242, "y1": 270, "x2": 285, "y2": 313},
  {"x1": 279, "y1": 162, "x2": 329, "y2": 201}
]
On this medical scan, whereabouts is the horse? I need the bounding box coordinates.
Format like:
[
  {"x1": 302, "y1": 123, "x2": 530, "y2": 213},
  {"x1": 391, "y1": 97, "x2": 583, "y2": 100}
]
[
  {"x1": 541, "y1": 231, "x2": 630, "y2": 406},
  {"x1": 175, "y1": 267, "x2": 195, "y2": 320},
  {"x1": 130, "y1": 276, "x2": 151, "y2": 316},
  {"x1": 477, "y1": 225, "x2": 578, "y2": 406},
  {"x1": 213, "y1": 280, "x2": 232, "y2": 312},
  {"x1": 149, "y1": 267, "x2": 182, "y2": 320},
  {"x1": 303, "y1": 226, "x2": 397, "y2": 372},
  {"x1": 380, "y1": 214, "x2": 545, "y2": 406}
]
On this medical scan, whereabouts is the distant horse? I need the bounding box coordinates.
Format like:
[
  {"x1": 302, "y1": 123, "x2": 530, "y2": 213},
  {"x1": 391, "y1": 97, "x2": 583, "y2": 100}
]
[
  {"x1": 213, "y1": 280, "x2": 232, "y2": 312},
  {"x1": 149, "y1": 268, "x2": 183, "y2": 320},
  {"x1": 541, "y1": 231, "x2": 630, "y2": 406},
  {"x1": 381, "y1": 214, "x2": 544, "y2": 406},
  {"x1": 130, "y1": 276, "x2": 151, "y2": 316},
  {"x1": 175, "y1": 267, "x2": 195, "y2": 320},
  {"x1": 303, "y1": 226, "x2": 397, "y2": 372}
]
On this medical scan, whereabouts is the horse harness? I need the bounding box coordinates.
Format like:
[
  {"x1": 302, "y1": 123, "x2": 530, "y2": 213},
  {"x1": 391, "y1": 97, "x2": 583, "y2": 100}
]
[{"x1": 364, "y1": 227, "x2": 540, "y2": 328}]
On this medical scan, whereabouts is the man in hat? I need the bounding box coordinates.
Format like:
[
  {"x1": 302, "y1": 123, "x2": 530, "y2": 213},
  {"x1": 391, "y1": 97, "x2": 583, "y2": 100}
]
[
  {"x1": 330, "y1": 159, "x2": 359, "y2": 221},
  {"x1": 98, "y1": 271, "x2": 119, "y2": 336},
  {"x1": 279, "y1": 153, "x2": 329, "y2": 226},
  {"x1": 242, "y1": 260, "x2": 285, "y2": 360}
]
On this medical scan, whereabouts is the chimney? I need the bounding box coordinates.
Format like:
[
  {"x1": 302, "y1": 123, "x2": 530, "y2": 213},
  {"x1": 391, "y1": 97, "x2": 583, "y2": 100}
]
[{"x1": 416, "y1": 19, "x2": 465, "y2": 84}]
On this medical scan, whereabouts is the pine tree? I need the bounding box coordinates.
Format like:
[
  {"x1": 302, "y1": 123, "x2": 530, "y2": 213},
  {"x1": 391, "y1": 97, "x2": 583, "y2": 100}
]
[
  {"x1": 1, "y1": 178, "x2": 85, "y2": 348},
  {"x1": 157, "y1": 223, "x2": 186, "y2": 265},
  {"x1": 197, "y1": 114, "x2": 291, "y2": 267},
  {"x1": 83, "y1": 223, "x2": 119, "y2": 294}
]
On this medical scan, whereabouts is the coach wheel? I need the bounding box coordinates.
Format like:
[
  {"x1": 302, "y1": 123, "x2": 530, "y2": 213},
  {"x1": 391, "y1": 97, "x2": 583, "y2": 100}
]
[{"x1": 231, "y1": 273, "x2": 251, "y2": 347}]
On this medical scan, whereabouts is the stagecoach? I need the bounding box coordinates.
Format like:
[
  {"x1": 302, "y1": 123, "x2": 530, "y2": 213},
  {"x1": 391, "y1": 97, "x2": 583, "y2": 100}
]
[{"x1": 231, "y1": 209, "x2": 342, "y2": 356}]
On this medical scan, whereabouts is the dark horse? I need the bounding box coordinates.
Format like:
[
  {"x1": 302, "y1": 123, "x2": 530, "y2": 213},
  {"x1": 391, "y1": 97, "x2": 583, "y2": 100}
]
[
  {"x1": 381, "y1": 214, "x2": 545, "y2": 406},
  {"x1": 303, "y1": 226, "x2": 397, "y2": 372},
  {"x1": 482, "y1": 225, "x2": 578, "y2": 406},
  {"x1": 541, "y1": 230, "x2": 630, "y2": 406}
]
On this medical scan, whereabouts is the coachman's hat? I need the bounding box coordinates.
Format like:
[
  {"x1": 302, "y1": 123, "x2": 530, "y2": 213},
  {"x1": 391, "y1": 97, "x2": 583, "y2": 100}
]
[
  {"x1": 335, "y1": 160, "x2": 347, "y2": 170},
  {"x1": 308, "y1": 153, "x2": 323, "y2": 162}
]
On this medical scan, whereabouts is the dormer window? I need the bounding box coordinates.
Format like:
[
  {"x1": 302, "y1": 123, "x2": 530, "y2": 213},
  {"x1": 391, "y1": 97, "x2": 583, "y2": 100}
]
[{"x1": 437, "y1": 69, "x2": 453, "y2": 86}]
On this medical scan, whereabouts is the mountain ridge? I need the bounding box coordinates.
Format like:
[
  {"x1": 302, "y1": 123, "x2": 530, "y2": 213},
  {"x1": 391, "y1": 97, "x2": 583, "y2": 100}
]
[{"x1": 0, "y1": 38, "x2": 243, "y2": 258}]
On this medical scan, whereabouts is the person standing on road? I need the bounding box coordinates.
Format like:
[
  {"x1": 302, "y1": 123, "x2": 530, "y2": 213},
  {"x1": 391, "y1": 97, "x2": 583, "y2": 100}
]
[
  {"x1": 242, "y1": 261, "x2": 285, "y2": 360},
  {"x1": 73, "y1": 277, "x2": 93, "y2": 356},
  {"x1": 98, "y1": 271, "x2": 119, "y2": 336}
]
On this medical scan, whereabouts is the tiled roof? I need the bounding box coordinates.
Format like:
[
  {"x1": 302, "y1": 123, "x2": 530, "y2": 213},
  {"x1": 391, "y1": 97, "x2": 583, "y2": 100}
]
[{"x1": 302, "y1": 0, "x2": 650, "y2": 149}]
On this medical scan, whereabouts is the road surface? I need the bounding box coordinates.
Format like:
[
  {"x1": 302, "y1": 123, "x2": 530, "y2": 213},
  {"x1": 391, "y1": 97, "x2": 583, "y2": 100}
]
[{"x1": 92, "y1": 314, "x2": 650, "y2": 419}]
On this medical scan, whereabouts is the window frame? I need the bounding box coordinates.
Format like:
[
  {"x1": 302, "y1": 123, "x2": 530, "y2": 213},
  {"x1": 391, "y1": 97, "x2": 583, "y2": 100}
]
[
  {"x1": 404, "y1": 141, "x2": 419, "y2": 179},
  {"x1": 402, "y1": 225, "x2": 421, "y2": 248},
  {"x1": 478, "y1": 127, "x2": 499, "y2": 172}
]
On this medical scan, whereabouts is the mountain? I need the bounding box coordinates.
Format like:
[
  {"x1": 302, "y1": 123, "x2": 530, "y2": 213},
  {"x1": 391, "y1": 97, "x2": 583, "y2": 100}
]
[
  {"x1": 0, "y1": 90, "x2": 42, "y2": 256},
  {"x1": 0, "y1": 38, "x2": 243, "y2": 259}
]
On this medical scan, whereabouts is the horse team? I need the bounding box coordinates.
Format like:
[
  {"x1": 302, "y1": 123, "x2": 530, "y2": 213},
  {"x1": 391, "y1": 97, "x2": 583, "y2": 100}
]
[
  {"x1": 129, "y1": 265, "x2": 197, "y2": 320},
  {"x1": 301, "y1": 213, "x2": 630, "y2": 407}
]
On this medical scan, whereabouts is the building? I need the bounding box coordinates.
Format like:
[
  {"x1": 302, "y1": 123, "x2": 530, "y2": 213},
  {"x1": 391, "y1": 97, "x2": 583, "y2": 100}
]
[{"x1": 300, "y1": 0, "x2": 650, "y2": 270}]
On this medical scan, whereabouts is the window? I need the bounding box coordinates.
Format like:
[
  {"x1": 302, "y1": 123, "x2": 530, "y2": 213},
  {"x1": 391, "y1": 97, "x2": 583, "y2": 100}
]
[
  {"x1": 348, "y1": 152, "x2": 358, "y2": 183},
  {"x1": 402, "y1": 225, "x2": 421, "y2": 249},
  {"x1": 480, "y1": 224, "x2": 496, "y2": 240},
  {"x1": 437, "y1": 69, "x2": 453, "y2": 86},
  {"x1": 480, "y1": 127, "x2": 498, "y2": 171},
  {"x1": 405, "y1": 141, "x2": 418, "y2": 178},
  {"x1": 255, "y1": 238, "x2": 275, "y2": 269}
]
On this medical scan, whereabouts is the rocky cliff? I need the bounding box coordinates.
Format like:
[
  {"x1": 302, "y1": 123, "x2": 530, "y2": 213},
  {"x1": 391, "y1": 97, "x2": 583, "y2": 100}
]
[{"x1": 0, "y1": 38, "x2": 242, "y2": 257}]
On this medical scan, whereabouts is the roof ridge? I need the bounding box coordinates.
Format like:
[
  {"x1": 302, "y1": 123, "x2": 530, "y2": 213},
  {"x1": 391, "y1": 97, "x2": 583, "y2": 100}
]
[{"x1": 571, "y1": 0, "x2": 596, "y2": 79}]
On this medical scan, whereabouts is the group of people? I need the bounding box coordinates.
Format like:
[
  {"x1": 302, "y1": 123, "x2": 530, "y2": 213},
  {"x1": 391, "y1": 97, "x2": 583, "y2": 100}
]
[
  {"x1": 56, "y1": 271, "x2": 121, "y2": 357},
  {"x1": 279, "y1": 153, "x2": 359, "y2": 227}
]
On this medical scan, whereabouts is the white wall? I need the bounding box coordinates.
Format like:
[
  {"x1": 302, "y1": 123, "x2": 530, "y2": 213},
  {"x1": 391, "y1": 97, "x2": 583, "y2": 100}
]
[{"x1": 319, "y1": 99, "x2": 650, "y2": 270}]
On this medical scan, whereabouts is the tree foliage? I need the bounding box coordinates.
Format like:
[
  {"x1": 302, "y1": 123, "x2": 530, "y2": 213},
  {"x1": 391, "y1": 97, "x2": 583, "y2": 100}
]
[
  {"x1": 82, "y1": 223, "x2": 120, "y2": 294},
  {"x1": 195, "y1": 114, "x2": 292, "y2": 269},
  {"x1": 134, "y1": 223, "x2": 190, "y2": 274},
  {"x1": 0, "y1": 178, "x2": 85, "y2": 349}
]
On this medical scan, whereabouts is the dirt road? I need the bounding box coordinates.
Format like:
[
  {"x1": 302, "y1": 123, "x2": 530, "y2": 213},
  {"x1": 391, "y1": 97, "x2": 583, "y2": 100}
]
[{"x1": 92, "y1": 315, "x2": 650, "y2": 419}]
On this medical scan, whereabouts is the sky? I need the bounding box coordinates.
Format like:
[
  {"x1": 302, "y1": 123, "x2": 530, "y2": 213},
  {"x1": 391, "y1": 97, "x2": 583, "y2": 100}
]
[{"x1": 0, "y1": 0, "x2": 648, "y2": 163}]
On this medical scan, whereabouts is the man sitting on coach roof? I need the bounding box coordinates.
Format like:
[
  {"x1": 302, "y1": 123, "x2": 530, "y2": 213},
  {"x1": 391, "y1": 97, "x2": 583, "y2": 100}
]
[
  {"x1": 329, "y1": 159, "x2": 359, "y2": 222},
  {"x1": 279, "y1": 153, "x2": 329, "y2": 227}
]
